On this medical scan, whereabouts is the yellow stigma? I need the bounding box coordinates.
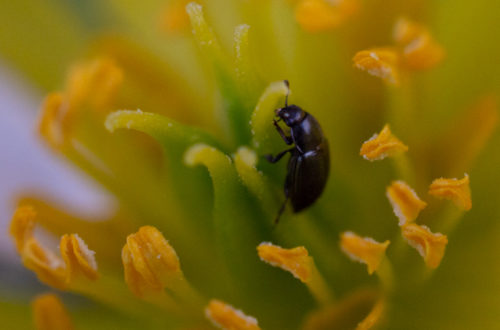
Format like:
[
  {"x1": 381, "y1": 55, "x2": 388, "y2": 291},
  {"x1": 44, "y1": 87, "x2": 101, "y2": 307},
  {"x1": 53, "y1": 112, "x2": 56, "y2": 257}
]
[
  {"x1": 295, "y1": 0, "x2": 359, "y2": 33},
  {"x1": 360, "y1": 124, "x2": 408, "y2": 161},
  {"x1": 9, "y1": 206, "x2": 98, "y2": 289},
  {"x1": 257, "y1": 242, "x2": 312, "y2": 282},
  {"x1": 159, "y1": 0, "x2": 190, "y2": 34},
  {"x1": 60, "y1": 233, "x2": 99, "y2": 283},
  {"x1": 429, "y1": 174, "x2": 472, "y2": 211},
  {"x1": 393, "y1": 17, "x2": 445, "y2": 70},
  {"x1": 401, "y1": 224, "x2": 448, "y2": 269},
  {"x1": 32, "y1": 293, "x2": 74, "y2": 330},
  {"x1": 122, "y1": 226, "x2": 181, "y2": 297},
  {"x1": 340, "y1": 232, "x2": 390, "y2": 275},
  {"x1": 386, "y1": 181, "x2": 427, "y2": 226},
  {"x1": 205, "y1": 299, "x2": 260, "y2": 330},
  {"x1": 353, "y1": 48, "x2": 399, "y2": 85}
]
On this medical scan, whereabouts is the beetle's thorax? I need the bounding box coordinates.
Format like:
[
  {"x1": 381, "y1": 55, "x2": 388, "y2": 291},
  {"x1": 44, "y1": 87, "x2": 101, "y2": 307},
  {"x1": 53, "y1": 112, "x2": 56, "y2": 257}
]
[{"x1": 276, "y1": 105, "x2": 306, "y2": 127}]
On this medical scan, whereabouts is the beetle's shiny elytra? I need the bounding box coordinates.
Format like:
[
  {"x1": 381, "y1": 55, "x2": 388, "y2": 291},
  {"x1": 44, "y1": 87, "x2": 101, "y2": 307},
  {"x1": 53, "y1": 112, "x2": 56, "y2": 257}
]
[{"x1": 265, "y1": 80, "x2": 330, "y2": 224}]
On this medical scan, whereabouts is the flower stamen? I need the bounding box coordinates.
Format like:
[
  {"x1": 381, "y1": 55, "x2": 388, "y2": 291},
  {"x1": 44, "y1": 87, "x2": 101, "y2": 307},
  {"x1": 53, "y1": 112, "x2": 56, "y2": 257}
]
[
  {"x1": 10, "y1": 206, "x2": 98, "y2": 289},
  {"x1": 257, "y1": 242, "x2": 334, "y2": 304},
  {"x1": 60, "y1": 233, "x2": 99, "y2": 283},
  {"x1": 401, "y1": 224, "x2": 448, "y2": 269},
  {"x1": 353, "y1": 48, "x2": 400, "y2": 85},
  {"x1": 429, "y1": 174, "x2": 472, "y2": 211},
  {"x1": 393, "y1": 17, "x2": 445, "y2": 70},
  {"x1": 295, "y1": 0, "x2": 360, "y2": 33},
  {"x1": 356, "y1": 298, "x2": 385, "y2": 330},
  {"x1": 158, "y1": 0, "x2": 190, "y2": 34},
  {"x1": 386, "y1": 181, "x2": 427, "y2": 226},
  {"x1": 122, "y1": 226, "x2": 181, "y2": 296},
  {"x1": 360, "y1": 124, "x2": 408, "y2": 161},
  {"x1": 340, "y1": 232, "x2": 390, "y2": 275},
  {"x1": 205, "y1": 299, "x2": 260, "y2": 330},
  {"x1": 32, "y1": 293, "x2": 74, "y2": 330}
]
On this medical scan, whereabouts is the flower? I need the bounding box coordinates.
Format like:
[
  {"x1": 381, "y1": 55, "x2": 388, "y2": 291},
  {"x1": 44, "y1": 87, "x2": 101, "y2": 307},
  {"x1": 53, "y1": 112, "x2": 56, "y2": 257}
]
[{"x1": 1, "y1": 1, "x2": 500, "y2": 329}]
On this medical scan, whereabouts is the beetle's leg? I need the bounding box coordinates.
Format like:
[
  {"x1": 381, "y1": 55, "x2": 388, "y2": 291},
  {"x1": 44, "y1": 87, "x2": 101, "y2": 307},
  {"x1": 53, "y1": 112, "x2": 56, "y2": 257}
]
[
  {"x1": 265, "y1": 147, "x2": 294, "y2": 163},
  {"x1": 273, "y1": 119, "x2": 293, "y2": 145},
  {"x1": 274, "y1": 195, "x2": 289, "y2": 224}
]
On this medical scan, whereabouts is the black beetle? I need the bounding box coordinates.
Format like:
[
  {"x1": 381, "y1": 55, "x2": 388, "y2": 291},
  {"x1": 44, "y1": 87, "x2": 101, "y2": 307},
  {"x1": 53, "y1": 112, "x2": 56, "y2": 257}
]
[{"x1": 265, "y1": 80, "x2": 330, "y2": 223}]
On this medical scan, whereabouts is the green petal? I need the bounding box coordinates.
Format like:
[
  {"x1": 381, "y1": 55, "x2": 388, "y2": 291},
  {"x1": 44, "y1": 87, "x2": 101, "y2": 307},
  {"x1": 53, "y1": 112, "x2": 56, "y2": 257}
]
[{"x1": 187, "y1": 2, "x2": 250, "y2": 146}]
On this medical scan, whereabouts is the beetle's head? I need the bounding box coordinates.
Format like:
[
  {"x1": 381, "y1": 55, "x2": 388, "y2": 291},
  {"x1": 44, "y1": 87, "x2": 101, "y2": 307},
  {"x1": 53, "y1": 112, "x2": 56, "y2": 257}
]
[{"x1": 275, "y1": 105, "x2": 305, "y2": 126}]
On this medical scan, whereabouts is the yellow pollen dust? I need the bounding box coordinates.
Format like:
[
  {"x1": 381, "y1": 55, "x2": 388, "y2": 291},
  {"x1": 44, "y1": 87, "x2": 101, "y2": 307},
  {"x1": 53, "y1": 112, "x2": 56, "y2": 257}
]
[
  {"x1": 429, "y1": 174, "x2": 472, "y2": 211},
  {"x1": 9, "y1": 206, "x2": 98, "y2": 289},
  {"x1": 257, "y1": 242, "x2": 312, "y2": 282},
  {"x1": 205, "y1": 299, "x2": 260, "y2": 330},
  {"x1": 386, "y1": 181, "x2": 427, "y2": 226},
  {"x1": 159, "y1": 0, "x2": 190, "y2": 33},
  {"x1": 295, "y1": 0, "x2": 360, "y2": 33},
  {"x1": 360, "y1": 124, "x2": 408, "y2": 161},
  {"x1": 353, "y1": 48, "x2": 400, "y2": 85},
  {"x1": 340, "y1": 232, "x2": 390, "y2": 275},
  {"x1": 122, "y1": 226, "x2": 181, "y2": 297},
  {"x1": 393, "y1": 17, "x2": 445, "y2": 70},
  {"x1": 401, "y1": 223, "x2": 448, "y2": 269},
  {"x1": 32, "y1": 293, "x2": 74, "y2": 330}
]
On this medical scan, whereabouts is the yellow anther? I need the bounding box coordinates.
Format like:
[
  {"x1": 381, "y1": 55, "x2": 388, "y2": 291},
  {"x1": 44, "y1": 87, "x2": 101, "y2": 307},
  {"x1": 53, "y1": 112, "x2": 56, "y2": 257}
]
[
  {"x1": 401, "y1": 223, "x2": 448, "y2": 269},
  {"x1": 205, "y1": 299, "x2": 260, "y2": 330},
  {"x1": 159, "y1": 0, "x2": 190, "y2": 33},
  {"x1": 386, "y1": 181, "x2": 427, "y2": 226},
  {"x1": 353, "y1": 48, "x2": 400, "y2": 85},
  {"x1": 10, "y1": 206, "x2": 98, "y2": 289},
  {"x1": 340, "y1": 232, "x2": 390, "y2": 275},
  {"x1": 32, "y1": 293, "x2": 74, "y2": 330},
  {"x1": 122, "y1": 226, "x2": 181, "y2": 297},
  {"x1": 393, "y1": 17, "x2": 445, "y2": 70},
  {"x1": 258, "y1": 242, "x2": 333, "y2": 304},
  {"x1": 60, "y1": 234, "x2": 99, "y2": 282},
  {"x1": 9, "y1": 205, "x2": 36, "y2": 253},
  {"x1": 66, "y1": 57, "x2": 124, "y2": 111},
  {"x1": 38, "y1": 93, "x2": 67, "y2": 148},
  {"x1": 429, "y1": 174, "x2": 472, "y2": 211},
  {"x1": 295, "y1": 0, "x2": 359, "y2": 33},
  {"x1": 38, "y1": 58, "x2": 123, "y2": 148},
  {"x1": 22, "y1": 237, "x2": 67, "y2": 289},
  {"x1": 257, "y1": 242, "x2": 312, "y2": 282},
  {"x1": 356, "y1": 299, "x2": 385, "y2": 330},
  {"x1": 360, "y1": 124, "x2": 408, "y2": 161}
]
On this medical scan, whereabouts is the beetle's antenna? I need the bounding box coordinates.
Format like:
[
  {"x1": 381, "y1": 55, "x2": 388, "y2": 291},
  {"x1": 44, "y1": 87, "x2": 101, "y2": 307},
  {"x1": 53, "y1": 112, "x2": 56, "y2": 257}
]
[{"x1": 284, "y1": 80, "x2": 290, "y2": 107}]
